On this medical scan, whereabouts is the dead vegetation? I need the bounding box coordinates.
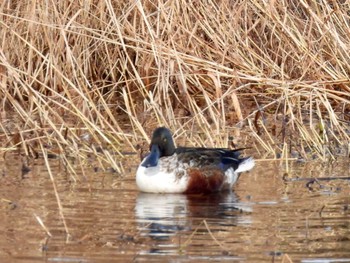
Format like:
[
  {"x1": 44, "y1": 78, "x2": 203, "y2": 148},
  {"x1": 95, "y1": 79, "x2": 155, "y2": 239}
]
[{"x1": 0, "y1": 0, "x2": 350, "y2": 172}]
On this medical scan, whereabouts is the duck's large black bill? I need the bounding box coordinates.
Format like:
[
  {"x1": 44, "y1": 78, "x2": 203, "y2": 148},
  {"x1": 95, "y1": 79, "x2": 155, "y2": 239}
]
[{"x1": 141, "y1": 144, "x2": 160, "y2": 168}]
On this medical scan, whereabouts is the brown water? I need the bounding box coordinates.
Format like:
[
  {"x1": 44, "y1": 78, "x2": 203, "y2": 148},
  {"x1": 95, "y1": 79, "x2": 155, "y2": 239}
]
[{"x1": 0, "y1": 153, "x2": 350, "y2": 262}]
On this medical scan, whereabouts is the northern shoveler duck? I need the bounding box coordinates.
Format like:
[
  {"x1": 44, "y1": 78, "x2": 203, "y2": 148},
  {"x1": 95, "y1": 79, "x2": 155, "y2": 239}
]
[{"x1": 136, "y1": 127, "x2": 255, "y2": 194}]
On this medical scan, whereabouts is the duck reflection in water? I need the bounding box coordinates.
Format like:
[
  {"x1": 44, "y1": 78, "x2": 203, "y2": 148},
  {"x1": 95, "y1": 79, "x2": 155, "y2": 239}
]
[{"x1": 135, "y1": 191, "x2": 252, "y2": 241}]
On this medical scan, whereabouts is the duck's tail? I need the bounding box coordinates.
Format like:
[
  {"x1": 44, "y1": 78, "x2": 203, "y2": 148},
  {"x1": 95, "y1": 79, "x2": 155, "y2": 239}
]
[{"x1": 235, "y1": 157, "x2": 255, "y2": 173}]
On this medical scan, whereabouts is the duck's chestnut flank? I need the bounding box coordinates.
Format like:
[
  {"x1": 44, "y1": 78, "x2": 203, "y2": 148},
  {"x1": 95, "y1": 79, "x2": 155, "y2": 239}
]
[{"x1": 184, "y1": 168, "x2": 226, "y2": 194}]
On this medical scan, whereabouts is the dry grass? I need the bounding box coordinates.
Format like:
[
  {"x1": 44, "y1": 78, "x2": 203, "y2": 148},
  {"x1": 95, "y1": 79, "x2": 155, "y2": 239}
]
[{"x1": 1, "y1": 0, "x2": 350, "y2": 173}]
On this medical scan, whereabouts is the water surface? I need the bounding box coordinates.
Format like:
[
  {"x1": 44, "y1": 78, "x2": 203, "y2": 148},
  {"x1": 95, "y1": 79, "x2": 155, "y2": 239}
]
[{"x1": 0, "y1": 153, "x2": 349, "y2": 262}]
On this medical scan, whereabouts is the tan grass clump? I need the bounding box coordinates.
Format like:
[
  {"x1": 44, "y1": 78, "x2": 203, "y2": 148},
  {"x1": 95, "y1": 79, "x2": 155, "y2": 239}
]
[{"x1": 0, "y1": 0, "x2": 350, "y2": 173}]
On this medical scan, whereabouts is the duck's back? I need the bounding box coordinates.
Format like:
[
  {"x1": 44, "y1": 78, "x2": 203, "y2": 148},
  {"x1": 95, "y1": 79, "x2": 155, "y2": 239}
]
[{"x1": 176, "y1": 147, "x2": 246, "y2": 170}]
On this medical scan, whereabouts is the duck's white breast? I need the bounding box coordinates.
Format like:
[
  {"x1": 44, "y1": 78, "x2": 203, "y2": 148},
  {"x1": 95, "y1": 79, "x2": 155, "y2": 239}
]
[{"x1": 136, "y1": 158, "x2": 189, "y2": 193}]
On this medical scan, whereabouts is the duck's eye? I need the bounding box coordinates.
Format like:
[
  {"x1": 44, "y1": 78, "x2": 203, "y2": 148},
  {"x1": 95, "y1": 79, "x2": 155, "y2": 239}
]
[{"x1": 163, "y1": 138, "x2": 167, "y2": 143}]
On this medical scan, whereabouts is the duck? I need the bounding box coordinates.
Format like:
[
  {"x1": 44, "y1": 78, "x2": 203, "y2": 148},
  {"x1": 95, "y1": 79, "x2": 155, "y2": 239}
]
[{"x1": 136, "y1": 127, "x2": 255, "y2": 194}]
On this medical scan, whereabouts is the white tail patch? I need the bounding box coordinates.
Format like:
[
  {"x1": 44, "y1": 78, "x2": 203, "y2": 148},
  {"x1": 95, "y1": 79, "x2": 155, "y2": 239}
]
[{"x1": 235, "y1": 157, "x2": 255, "y2": 173}]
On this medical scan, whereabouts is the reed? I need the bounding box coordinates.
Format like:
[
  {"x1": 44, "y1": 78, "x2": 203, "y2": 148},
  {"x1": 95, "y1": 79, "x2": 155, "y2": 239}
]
[{"x1": 1, "y1": 0, "x2": 349, "y2": 172}]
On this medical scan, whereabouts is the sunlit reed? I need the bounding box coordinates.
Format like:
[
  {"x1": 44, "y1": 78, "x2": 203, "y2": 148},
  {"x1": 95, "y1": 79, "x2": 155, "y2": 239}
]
[{"x1": 0, "y1": 0, "x2": 349, "y2": 172}]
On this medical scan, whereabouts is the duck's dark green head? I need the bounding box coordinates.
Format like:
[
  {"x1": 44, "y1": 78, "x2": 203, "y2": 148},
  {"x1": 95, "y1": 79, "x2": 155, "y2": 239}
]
[{"x1": 141, "y1": 127, "x2": 176, "y2": 167}]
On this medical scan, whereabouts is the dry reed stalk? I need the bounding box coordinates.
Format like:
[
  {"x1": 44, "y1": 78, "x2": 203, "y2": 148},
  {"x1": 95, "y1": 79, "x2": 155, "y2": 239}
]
[
  {"x1": 203, "y1": 219, "x2": 229, "y2": 252},
  {"x1": 34, "y1": 213, "x2": 52, "y2": 237},
  {"x1": 281, "y1": 253, "x2": 294, "y2": 263},
  {"x1": 0, "y1": 0, "x2": 349, "y2": 171},
  {"x1": 40, "y1": 142, "x2": 70, "y2": 237}
]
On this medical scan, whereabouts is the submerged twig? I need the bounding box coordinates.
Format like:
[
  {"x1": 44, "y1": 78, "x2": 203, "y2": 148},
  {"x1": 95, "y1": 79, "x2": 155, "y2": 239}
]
[{"x1": 283, "y1": 176, "x2": 350, "y2": 182}]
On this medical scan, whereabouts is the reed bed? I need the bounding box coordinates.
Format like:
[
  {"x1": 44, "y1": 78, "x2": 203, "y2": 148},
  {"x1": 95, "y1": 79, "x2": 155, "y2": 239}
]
[{"x1": 1, "y1": 0, "x2": 350, "y2": 173}]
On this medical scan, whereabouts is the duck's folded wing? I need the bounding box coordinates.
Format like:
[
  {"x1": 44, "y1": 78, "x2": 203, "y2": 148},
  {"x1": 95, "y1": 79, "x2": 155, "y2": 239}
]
[{"x1": 176, "y1": 147, "x2": 245, "y2": 170}]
